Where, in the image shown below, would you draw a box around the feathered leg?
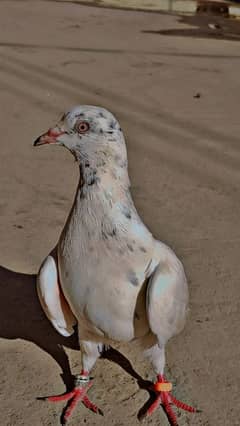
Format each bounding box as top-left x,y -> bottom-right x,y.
144,251 -> 198,425
143,344 -> 197,426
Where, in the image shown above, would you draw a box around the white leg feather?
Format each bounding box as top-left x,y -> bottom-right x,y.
144,343 -> 165,375
80,340 -> 104,373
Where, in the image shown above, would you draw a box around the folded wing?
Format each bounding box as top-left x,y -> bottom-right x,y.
37,255 -> 77,337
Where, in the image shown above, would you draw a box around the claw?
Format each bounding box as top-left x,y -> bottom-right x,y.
39,373 -> 102,424
144,375 -> 198,426
82,395 -> 104,415
62,389 -> 83,424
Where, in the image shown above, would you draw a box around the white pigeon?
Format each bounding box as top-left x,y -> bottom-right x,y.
34,105 -> 196,425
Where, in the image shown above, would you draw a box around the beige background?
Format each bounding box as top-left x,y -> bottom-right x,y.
0,1 -> 239,425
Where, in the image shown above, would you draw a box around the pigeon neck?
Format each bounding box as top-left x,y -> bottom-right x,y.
78,160 -> 130,198
65,161 -> 134,241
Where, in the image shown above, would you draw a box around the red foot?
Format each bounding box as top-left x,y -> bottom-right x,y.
44,373 -> 103,424
145,375 -> 198,426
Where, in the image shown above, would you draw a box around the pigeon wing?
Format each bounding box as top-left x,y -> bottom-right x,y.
37,255 -> 77,337
146,246 -> 189,344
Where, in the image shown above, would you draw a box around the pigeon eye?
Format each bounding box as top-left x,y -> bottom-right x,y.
75,120 -> 90,134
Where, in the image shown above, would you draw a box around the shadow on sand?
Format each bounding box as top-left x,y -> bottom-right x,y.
0,265 -> 79,390
142,14 -> 240,42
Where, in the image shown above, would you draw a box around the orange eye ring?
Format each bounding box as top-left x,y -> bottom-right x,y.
75,120 -> 90,134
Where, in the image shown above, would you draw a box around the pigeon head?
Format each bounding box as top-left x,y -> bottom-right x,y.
34,105 -> 127,167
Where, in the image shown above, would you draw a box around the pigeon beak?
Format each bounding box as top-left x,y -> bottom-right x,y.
33,128 -> 66,146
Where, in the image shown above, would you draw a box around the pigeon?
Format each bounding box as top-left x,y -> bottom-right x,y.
34,105 -> 197,425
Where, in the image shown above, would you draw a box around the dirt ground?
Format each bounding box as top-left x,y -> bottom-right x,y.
0,1 -> 239,425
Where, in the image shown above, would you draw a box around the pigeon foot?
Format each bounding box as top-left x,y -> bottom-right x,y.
43,373 -> 103,424
141,374 -> 198,426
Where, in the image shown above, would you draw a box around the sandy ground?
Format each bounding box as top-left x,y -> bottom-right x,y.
0,1 -> 240,425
